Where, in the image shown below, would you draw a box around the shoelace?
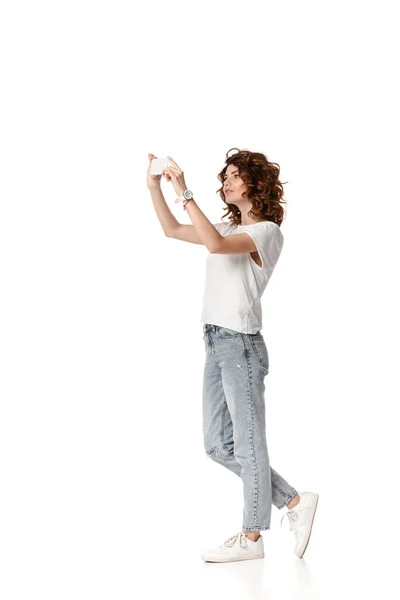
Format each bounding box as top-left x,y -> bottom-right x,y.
280,509 -> 299,531
223,532 -> 248,548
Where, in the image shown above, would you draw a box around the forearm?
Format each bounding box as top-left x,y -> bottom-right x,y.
184,198 -> 223,253
149,186 -> 179,236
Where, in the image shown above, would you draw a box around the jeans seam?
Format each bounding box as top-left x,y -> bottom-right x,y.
220,402 -> 231,454
241,334 -> 260,529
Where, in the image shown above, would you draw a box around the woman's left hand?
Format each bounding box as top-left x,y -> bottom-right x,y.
162,156 -> 188,197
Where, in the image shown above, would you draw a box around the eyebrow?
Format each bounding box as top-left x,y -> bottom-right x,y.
223,170 -> 239,177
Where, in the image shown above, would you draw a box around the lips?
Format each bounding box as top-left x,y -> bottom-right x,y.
225,189 -> 233,194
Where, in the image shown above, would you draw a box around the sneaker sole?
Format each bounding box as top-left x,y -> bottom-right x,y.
296,493 -> 319,558
201,553 -> 265,562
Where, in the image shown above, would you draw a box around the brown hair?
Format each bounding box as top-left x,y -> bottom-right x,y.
217,147 -> 288,227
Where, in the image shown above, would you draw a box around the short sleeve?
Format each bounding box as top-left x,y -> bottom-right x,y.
242,222 -> 284,272
212,221 -> 234,236
212,222 -> 224,233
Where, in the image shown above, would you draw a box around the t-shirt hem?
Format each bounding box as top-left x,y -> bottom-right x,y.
200,316 -> 262,335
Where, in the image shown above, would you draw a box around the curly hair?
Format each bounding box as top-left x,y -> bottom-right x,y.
217,147 -> 288,227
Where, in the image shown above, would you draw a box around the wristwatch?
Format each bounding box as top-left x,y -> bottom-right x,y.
174,189 -> 194,204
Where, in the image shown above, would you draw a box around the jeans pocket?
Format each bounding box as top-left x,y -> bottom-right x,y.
249,337 -> 269,372
217,327 -> 242,339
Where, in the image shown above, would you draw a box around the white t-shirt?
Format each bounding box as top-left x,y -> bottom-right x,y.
200,220 -> 284,334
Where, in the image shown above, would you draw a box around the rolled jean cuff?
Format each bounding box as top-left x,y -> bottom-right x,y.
277,489 -> 298,510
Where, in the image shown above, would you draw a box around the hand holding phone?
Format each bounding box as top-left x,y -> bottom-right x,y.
150,157 -> 170,175
147,154 -> 170,189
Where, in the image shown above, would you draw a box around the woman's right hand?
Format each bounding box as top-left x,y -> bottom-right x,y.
147,153 -> 162,190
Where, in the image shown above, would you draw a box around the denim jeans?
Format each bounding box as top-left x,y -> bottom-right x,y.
202,323 -> 298,531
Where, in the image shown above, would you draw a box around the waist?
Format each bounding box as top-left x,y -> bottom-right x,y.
203,323 -> 262,336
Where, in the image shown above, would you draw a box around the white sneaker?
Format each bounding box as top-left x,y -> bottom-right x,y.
280,491 -> 319,558
201,531 -> 265,563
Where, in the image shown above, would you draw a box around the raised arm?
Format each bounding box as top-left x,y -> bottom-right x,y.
148,185 -> 180,236
148,184 -> 206,244
147,153 -> 206,245
146,154 -> 179,236
149,186 -> 203,244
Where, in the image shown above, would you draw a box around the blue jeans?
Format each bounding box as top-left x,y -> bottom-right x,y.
202,323 -> 298,531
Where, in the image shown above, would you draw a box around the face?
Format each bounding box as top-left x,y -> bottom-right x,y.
223,164 -> 247,203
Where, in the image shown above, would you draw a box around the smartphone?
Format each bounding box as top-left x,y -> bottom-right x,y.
150,157 -> 170,175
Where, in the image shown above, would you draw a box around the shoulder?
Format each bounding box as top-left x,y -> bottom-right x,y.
242,221 -> 284,249
255,220 -> 280,230
212,220 -> 237,235
243,220 -> 282,235
262,221 -> 283,246
259,220 -> 283,237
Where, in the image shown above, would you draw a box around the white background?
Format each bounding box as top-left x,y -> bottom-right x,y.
1,1 -> 399,598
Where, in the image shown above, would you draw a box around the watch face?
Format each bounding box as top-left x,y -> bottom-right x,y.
184,189 -> 193,200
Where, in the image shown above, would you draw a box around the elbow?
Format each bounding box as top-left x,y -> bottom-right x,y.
209,240 -> 222,254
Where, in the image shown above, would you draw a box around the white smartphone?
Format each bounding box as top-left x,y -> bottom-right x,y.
150,157 -> 170,175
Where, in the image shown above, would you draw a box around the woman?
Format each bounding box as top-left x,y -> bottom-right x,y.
146,147 -> 319,563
